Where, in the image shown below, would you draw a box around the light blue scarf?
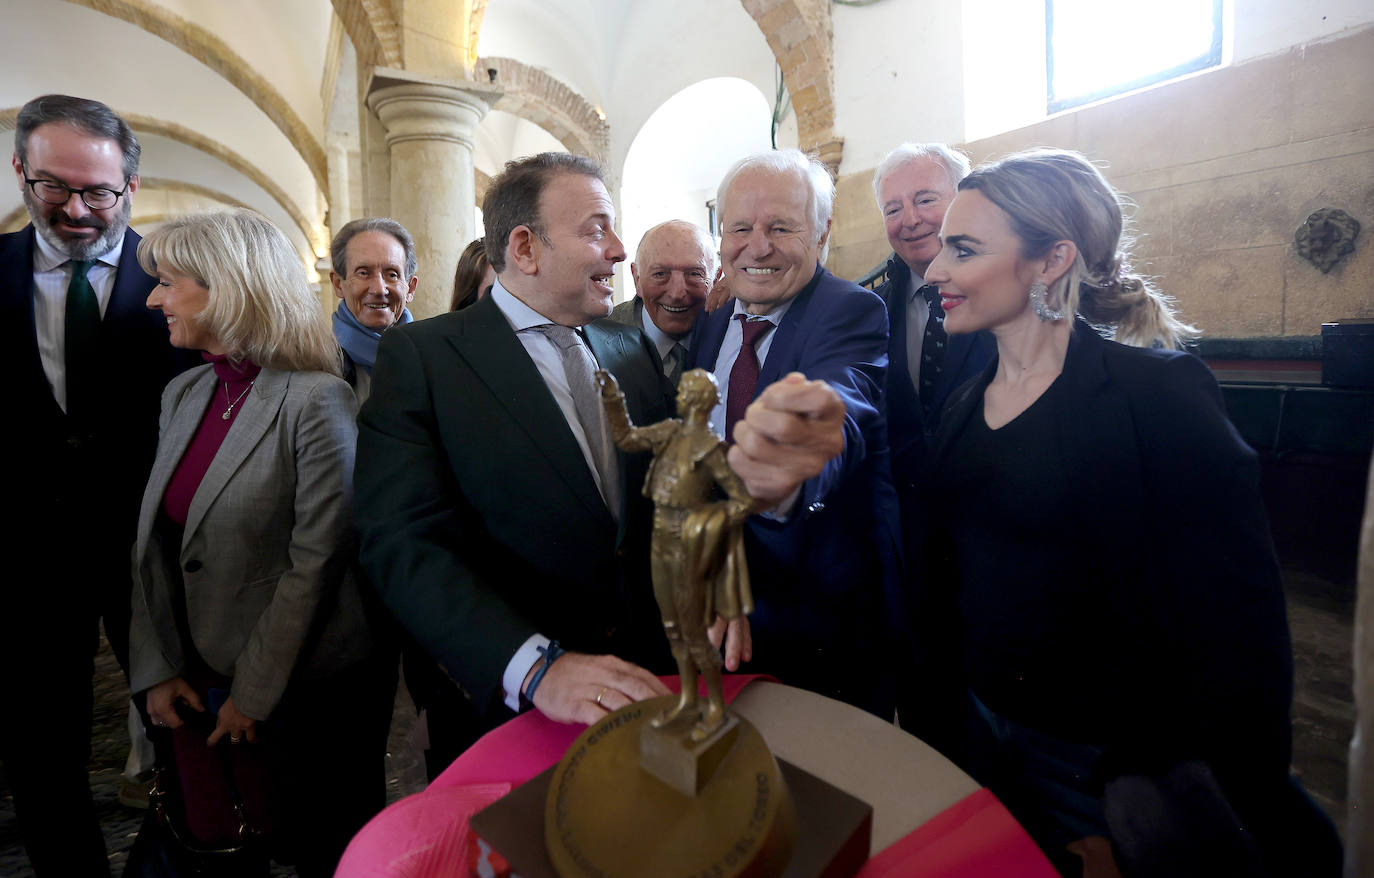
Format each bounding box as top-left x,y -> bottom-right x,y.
332,300 -> 413,372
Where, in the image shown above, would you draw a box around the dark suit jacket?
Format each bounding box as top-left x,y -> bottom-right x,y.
875,254 -> 993,742
354,293 -> 674,719
0,225 -> 193,659
931,322 -> 1293,800
690,265 -> 903,716
875,254 -> 994,500
608,296 -> 641,328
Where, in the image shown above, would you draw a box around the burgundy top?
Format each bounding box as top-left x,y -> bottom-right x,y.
161,353 -> 263,527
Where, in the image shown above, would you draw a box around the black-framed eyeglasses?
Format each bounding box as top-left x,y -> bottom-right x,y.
22,168 -> 131,211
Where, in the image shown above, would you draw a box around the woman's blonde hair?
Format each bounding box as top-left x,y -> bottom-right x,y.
960,149 -> 1198,349
138,209 -> 342,374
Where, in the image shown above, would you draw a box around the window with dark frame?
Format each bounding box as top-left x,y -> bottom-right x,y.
1046,0 -> 1222,114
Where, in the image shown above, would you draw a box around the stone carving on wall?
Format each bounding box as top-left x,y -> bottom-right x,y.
1296,208 -> 1361,273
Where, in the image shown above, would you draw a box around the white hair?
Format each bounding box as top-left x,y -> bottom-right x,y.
634,219 -> 718,276
717,149 -> 834,259
872,142 -> 971,205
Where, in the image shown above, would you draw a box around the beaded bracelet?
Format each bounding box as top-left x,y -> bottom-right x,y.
522,639 -> 566,704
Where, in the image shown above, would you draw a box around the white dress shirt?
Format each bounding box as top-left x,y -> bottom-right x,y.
31,231 -> 124,414
638,304 -> 686,379
707,298 -> 794,438
489,279 -> 615,710
706,297 -> 800,520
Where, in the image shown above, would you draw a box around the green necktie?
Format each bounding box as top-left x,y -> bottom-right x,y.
65,259 -> 100,415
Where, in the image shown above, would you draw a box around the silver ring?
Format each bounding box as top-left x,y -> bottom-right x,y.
230,735 -> 241,743
595,687 -> 608,708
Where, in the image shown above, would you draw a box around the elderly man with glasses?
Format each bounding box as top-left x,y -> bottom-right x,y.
1,94 -> 195,876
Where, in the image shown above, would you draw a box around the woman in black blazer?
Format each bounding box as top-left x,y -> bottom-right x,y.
921,149 -> 1339,876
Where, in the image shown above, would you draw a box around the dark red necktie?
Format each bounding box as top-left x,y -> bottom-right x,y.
725,314 -> 775,443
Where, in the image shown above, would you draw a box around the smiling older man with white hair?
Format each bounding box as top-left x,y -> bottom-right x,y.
610,219 -> 717,385
688,147 -> 905,719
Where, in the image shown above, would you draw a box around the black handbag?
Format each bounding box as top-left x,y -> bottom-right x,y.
122,761 -> 270,878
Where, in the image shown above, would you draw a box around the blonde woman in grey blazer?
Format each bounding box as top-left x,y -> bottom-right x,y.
128,210 -> 383,877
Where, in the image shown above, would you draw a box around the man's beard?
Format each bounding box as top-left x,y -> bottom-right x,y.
25,187 -> 131,261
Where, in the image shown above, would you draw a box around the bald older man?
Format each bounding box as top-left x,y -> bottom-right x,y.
610,220 -> 716,385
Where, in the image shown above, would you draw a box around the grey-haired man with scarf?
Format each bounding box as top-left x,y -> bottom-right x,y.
330,217 -> 417,403
330,217 -> 486,774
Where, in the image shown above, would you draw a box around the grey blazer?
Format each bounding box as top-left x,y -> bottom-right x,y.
130,364 -> 370,720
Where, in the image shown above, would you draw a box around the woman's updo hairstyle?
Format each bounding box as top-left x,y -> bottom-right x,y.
959,148 -> 1197,349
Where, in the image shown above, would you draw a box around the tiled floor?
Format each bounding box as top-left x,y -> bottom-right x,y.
0,566 -> 1357,876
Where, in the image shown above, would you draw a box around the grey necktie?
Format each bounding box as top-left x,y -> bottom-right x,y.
533,324 -> 620,518
666,341 -> 686,387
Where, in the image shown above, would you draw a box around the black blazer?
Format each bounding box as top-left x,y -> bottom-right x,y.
931,322 -> 1293,794
1,225 -> 193,627
354,293 -> 674,718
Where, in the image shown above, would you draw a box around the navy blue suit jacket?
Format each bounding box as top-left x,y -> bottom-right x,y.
0,225 -> 194,660
691,265 -> 903,716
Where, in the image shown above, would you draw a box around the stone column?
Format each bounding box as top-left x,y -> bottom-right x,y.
326,137 -> 354,237
367,69 -> 499,318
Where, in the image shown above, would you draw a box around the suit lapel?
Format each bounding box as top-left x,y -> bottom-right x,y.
755,265 -> 822,391
454,296 -> 614,530
184,367 -> 289,543
934,332 -> 977,413
885,278 -> 923,436
104,228 -> 154,325
928,352 -> 991,472
2,226 -> 63,419
135,367 -> 216,552
688,302 -> 731,373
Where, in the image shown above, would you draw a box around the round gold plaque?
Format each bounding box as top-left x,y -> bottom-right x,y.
545,696 -> 795,878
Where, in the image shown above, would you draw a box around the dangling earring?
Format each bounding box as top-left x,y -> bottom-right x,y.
1029,280 -> 1063,322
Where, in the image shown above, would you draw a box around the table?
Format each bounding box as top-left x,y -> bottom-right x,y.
337,676 -> 1057,877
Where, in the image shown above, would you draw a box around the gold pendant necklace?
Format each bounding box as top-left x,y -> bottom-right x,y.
221,380 -> 254,420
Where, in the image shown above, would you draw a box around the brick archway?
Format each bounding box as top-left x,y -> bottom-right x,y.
477,57 -> 610,162
739,0 -> 843,173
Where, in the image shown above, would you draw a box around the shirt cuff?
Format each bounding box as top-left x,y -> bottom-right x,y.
503,633 -> 550,711
757,484 -> 803,523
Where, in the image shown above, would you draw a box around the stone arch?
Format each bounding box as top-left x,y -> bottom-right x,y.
65,0 -> 328,189
478,57 -> 610,162
329,0 -> 403,68
2,108 -> 320,253
475,168 -> 491,205
6,177 -> 315,264
738,0 -> 843,173
137,178 -> 253,211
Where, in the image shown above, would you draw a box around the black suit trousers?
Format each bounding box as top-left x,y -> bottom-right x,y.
0,610 -> 109,877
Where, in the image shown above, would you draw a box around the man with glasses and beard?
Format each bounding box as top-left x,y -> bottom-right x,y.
1,94 -> 193,876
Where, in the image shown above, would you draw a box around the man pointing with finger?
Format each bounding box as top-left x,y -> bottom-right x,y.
691,149 -> 904,718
